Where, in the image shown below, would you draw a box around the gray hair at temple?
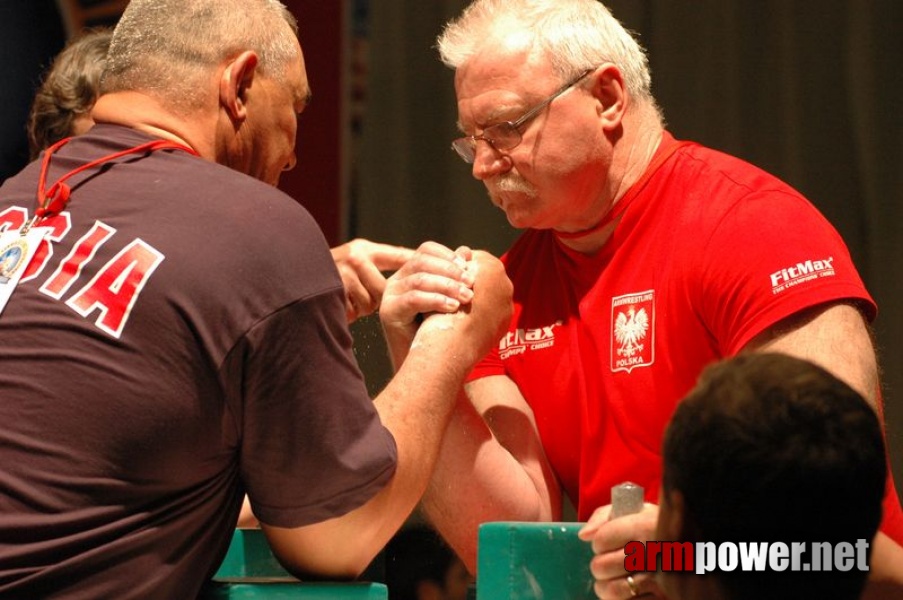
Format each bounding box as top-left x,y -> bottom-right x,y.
101,0 -> 298,112
437,0 -> 654,104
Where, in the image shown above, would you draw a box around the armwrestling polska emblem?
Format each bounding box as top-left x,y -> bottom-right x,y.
611,290 -> 655,373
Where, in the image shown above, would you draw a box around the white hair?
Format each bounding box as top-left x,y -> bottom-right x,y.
437,0 -> 654,103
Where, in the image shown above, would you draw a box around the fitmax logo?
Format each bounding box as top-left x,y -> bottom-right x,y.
499,321 -> 561,359
770,257 -> 835,293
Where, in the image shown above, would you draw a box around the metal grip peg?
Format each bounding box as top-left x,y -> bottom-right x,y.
610,481 -> 644,519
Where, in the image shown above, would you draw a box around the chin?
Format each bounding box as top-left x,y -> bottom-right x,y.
503,210 -> 541,230
492,198 -> 526,228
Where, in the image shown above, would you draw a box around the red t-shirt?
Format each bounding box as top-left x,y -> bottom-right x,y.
470,132 -> 903,542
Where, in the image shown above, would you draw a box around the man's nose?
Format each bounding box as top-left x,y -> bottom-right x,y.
471,141 -> 511,181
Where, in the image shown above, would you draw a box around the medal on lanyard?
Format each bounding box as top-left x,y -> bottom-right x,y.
0,225 -> 48,313
0,136 -> 197,316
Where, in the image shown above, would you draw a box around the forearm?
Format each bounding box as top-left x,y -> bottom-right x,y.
422,392 -> 561,573
382,315 -> 415,372
263,340 -> 473,579
364,340 -> 476,530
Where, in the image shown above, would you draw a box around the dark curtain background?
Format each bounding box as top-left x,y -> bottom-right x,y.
0,0 -> 65,181
351,1 -> 903,489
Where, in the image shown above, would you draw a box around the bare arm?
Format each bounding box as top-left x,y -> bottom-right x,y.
369,244 -> 561,573
744,301 -> 879,406
262,244 -> 512,579
422,374 -> 562,573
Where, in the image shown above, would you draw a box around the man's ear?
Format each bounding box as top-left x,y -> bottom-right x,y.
588,63 -> 628,132
219,50 -> 259,122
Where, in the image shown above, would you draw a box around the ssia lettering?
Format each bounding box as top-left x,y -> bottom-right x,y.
0,207 -> 163,338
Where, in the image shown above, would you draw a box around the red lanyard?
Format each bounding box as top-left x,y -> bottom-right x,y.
26,136 -> 198,232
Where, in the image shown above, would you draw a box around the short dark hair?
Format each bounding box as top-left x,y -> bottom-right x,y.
662,353 -> 886,600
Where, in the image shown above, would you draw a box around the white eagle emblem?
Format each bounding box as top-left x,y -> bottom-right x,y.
611,291 -> 655,373
614,306 -> 649,357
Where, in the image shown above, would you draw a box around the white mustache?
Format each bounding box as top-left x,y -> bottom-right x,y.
493,176 -> 536,196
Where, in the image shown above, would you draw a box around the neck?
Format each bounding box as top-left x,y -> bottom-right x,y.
609,107 -> 665,207
91,91 -> 214,161
555,218 -> 621,254
556,103 -> 664,254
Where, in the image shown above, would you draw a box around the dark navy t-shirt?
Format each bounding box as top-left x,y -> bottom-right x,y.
0,124 -> 396,599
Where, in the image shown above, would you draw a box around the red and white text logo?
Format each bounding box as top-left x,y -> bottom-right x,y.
0,206 -> 164,339
624,539 -> 870,574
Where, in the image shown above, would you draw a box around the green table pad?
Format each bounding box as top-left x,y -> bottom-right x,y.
200,582 -> 388,600
214,529 -> 296,581
209,529 -> 388,599
477,522 -> 596,600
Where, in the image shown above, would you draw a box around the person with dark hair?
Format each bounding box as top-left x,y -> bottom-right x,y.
385,524 -> 474,600
413,0 -> 903,598
27,27 -> 113,159
656,352 -> 887,600
0,0 -> 512,597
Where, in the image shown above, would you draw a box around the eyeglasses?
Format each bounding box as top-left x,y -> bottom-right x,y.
451,69 -> 593,164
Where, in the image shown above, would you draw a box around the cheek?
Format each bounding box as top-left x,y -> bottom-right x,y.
540,128 -> 601,172
540,108 -> 604,163
282,108 -> 298,138
533,136 -> 607,202
515,138 -> 587,193
280,115 -> 298,155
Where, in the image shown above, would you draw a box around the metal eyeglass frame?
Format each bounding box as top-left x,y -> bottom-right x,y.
451,68 -> 594,164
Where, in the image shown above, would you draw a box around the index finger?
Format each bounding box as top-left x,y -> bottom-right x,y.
369,243 -> 416,272
578,504 -> 614,539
